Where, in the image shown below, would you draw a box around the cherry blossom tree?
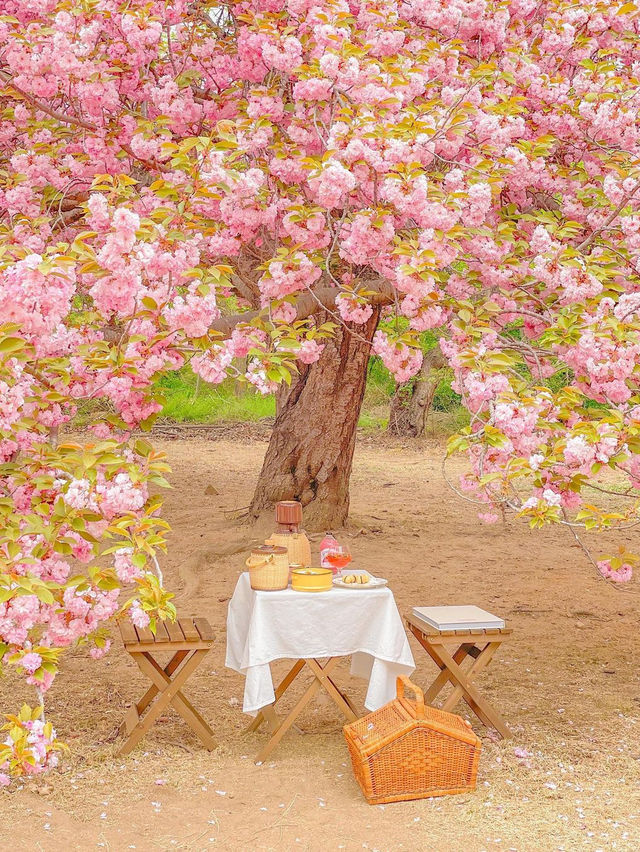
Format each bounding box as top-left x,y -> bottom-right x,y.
1,0 -> 640,780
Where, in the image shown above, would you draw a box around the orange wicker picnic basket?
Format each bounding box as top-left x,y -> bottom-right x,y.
343,676 -> 481,805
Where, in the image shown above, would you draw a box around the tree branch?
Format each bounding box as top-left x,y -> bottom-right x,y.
209,280 -> 395,336
577,183 -> 640,253
1,70 -> 168,173
0,71 -> 96,130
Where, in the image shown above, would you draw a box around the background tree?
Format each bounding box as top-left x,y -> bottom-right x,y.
387,348 -> 448,439
1,0 -> 640,780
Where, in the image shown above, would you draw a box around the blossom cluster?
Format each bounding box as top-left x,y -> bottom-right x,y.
597,560 -> 633,584
0,705 -> 66,783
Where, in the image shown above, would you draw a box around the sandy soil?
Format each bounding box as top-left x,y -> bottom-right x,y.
1,432 -> 640,852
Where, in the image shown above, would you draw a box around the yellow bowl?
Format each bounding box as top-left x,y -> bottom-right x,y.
291,567 -> 333,593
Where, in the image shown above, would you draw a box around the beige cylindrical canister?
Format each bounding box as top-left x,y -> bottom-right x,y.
246,544 -> 289,591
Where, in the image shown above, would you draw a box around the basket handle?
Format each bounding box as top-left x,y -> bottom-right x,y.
396,675 -> 426,717
246,555 -> 274,570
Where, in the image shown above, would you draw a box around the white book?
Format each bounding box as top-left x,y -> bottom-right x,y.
411,605 -> 504,631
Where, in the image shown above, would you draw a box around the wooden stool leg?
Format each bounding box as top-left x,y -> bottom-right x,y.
133,650 -> 217,750
118,649 -> 214,755
119,650 -> 189,737
422,643 -> 471,704
429,641 -> 511,738
440,642 -> 500,712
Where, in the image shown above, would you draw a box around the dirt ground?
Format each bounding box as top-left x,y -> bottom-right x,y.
1,432 -> 640,852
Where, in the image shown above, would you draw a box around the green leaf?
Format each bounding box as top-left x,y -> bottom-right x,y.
34,586 -> 55,605
149,475 -> 172,489
132,552 -> 147,569
0,336 -> 26,354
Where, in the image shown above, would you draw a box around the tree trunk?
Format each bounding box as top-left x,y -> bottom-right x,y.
250,308 -> 381,530
274,381 -> 292,417
387,350 -> 445,437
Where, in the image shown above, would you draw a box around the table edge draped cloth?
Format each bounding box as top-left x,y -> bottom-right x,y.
226,573 -> 415,714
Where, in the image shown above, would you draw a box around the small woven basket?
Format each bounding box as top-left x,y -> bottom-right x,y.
343,676 -> 481,805
246,545 -> 289,591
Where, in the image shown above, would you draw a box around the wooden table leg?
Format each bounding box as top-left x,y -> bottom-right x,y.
253,657 -> 359,764
427,640 -> 511,738
338,688 -> 360,718
118,649 -> 216,755
306,658 -> 358,722
244,659 -> 306,734
254,669 -> 324,764
261,704 -> 281,732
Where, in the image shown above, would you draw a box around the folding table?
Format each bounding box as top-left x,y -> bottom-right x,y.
405,611 -> 512,738
226,573 -> 414,763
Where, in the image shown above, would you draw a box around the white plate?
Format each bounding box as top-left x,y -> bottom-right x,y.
333,574 -> 388,589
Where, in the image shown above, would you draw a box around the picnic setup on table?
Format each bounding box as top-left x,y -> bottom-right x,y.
118,499 -> 512,805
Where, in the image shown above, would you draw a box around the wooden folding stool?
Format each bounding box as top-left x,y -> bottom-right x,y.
118,617 -> 216,755
405,612 -> 512,739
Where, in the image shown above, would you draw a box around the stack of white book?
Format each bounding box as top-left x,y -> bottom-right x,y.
411,605 -> 505,631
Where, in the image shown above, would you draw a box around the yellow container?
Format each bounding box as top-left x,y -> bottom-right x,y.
291,566 -> 333,593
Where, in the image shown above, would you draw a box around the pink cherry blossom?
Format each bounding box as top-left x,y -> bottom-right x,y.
129,601 -> 151,630
19,653 -> 43,676
597,560 -> 633,584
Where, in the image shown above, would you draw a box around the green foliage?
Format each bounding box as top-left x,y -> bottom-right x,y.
365,327 -> 462,415
357,410 -> 388,430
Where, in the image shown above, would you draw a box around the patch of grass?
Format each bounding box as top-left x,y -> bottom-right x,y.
358,409 -> 387,430
432,379 -> 461,412
144,342 -> 467,436
157,371 -> 275,422
364,357 -> 396,408
156,360 -> 463,431
425,406 -> 469,436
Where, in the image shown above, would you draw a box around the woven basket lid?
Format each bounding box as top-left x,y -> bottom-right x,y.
275,500 -> 303,526
252,544 -> 288,556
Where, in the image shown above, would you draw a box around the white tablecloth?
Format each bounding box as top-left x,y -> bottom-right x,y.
226,573 -> 415,714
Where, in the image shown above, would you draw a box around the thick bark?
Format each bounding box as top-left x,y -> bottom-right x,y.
274,381 -> 292,417
250,308 -> 381,530
387,350 -> 446,437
